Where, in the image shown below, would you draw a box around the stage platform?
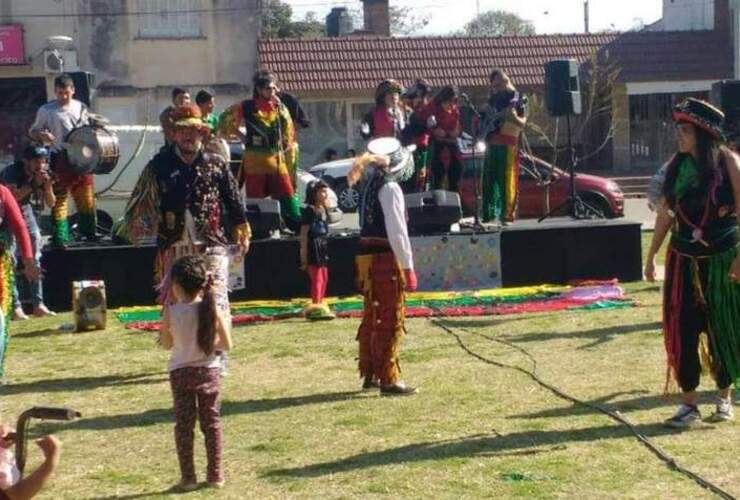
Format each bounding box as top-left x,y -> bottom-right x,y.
40,217 -> 643,311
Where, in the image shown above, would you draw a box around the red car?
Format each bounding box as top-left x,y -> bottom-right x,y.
458,152 -> 625,218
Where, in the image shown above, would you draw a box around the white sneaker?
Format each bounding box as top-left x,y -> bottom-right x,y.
664,404 -> 701,429
708,397 -> 734,422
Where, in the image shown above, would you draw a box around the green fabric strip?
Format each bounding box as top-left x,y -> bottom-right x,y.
706,246 -> 740,388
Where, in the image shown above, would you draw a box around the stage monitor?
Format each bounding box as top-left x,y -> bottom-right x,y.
244,198 -> 281,239
405,190 -> 462,235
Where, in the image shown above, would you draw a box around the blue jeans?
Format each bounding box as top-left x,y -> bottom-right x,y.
11,205 -> 44,309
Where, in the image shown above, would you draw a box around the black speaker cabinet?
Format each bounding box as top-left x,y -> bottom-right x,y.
244,198 -> 281,239
405,190 -> 462,234
68,71 -> 95,108
711,80 -> 740,139
545,60 -> 582,116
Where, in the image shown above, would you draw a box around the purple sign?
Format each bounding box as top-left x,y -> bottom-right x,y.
0,25 -> 25,65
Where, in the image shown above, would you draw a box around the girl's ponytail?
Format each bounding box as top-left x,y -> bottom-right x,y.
197,275 -> 218,356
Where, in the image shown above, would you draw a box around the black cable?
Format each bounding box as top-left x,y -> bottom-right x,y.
429,318 -> 737,500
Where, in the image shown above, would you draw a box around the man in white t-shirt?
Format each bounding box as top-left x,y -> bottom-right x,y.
29,74 -> 95,247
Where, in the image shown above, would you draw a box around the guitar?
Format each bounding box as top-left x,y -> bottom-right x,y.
478,91 -> 527,139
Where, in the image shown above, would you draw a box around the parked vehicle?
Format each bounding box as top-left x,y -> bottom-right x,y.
309,152 -> 624,218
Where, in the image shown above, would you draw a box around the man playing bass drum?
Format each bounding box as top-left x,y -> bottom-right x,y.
28,73 -> 96,246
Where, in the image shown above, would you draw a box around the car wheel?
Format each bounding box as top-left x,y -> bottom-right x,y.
579,193 -> 614,218
336,180 -> 360,213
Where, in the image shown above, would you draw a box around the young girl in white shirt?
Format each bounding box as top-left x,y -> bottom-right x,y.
160,255 -> 232,491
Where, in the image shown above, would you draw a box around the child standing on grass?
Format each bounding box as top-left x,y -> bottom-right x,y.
159,255 -> 232,492
300,180 -> 335,320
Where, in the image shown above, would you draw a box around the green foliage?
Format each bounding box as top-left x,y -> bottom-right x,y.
262,0 -> 325,39
460,9 -> 536,37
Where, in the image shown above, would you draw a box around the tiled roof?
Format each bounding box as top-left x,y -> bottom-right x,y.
258,30 -> 733,92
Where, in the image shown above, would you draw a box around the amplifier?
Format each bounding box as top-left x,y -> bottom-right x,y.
405,190 -> 462,234
244,198 -> 281,239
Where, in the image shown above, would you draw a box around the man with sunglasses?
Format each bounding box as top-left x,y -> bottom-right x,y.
217,69 -> 302,231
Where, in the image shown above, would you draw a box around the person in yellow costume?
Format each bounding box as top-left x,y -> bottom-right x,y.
218,70 -> 301,230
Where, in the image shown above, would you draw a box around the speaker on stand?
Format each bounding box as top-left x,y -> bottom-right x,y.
538,59 -> 603,222
711,80 -> 740,143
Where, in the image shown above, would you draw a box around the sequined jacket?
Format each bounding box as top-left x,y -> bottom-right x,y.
124,146 -> 248,250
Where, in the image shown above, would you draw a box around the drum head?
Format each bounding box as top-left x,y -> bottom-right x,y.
66,126 -> 120,175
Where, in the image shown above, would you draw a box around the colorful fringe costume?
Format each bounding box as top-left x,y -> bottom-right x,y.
481,90 -> 526,223
218,98 -> 301,229
0,185 -> 34,378
662,155 -> 740,391
354,152 -> 415,387
122,114 -> 250,314
356,252 -> 406,385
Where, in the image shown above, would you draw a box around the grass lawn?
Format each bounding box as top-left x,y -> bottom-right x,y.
1,238 -> 737,498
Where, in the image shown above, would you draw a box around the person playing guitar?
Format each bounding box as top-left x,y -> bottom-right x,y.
481,68 -> 527,225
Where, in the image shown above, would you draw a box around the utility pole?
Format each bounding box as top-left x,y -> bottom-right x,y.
584,0 -> 590,33
476,0 -> 480,17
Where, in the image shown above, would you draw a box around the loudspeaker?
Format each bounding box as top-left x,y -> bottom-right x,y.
244,198 -> 281,239
69,71 -> 95,108
711,80 -> 740,139
72,280 -> 107,332
545,60 -> 581,116
405,190 -> 462,234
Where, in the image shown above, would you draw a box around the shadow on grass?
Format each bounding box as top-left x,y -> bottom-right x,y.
11,327 -> 97,339
505,321 -> 663,349
90,486 -> 189,499
508,389 -> 719,420
265,422 -> 709,478
39,391 -> 363,433
0,372 -> 167,395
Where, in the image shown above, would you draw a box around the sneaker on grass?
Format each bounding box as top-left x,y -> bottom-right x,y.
664,404 -> 701,429
707,397 -> 734,423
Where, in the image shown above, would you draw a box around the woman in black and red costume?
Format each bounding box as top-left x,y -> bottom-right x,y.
646,98 -> 740,429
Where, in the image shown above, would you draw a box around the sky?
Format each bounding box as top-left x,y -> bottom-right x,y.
289,0 -> 664,35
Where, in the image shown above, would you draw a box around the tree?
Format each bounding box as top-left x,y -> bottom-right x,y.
460,10 -> 535,37
261,0 -> 325,39
347,5 -> 430,36
389,6 -> 430,36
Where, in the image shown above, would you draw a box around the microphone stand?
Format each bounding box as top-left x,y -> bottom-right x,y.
460,94 -> 484,228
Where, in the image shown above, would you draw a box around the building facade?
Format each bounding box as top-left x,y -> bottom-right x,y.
0,0 -> 261,217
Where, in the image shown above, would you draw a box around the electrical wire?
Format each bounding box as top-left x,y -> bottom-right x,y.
95,89 -> 152,196
429,318 -> 737,500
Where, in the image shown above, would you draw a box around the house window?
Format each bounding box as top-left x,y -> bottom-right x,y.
137,0 -> 202,39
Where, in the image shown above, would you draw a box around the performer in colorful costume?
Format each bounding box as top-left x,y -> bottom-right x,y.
349,138 -> 418,396
417,85 -> 463,191
645,98 -> 740,428
361,80 -> 406,141
481,68 -> 527,224
123,104 -> 250,332
29,73 -> 96,246
0,183 -> 38,378
400,79 -> 433,193
218,70 -> 301,230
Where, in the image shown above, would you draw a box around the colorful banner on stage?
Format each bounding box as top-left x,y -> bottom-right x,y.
411,233 -> 502,291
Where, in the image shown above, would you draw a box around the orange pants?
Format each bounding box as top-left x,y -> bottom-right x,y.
356,252 -> 406,385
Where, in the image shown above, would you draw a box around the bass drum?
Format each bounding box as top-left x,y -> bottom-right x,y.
65,125 -> 120,175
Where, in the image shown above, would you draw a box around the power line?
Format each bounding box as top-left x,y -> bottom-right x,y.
0,6 -> 254,19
